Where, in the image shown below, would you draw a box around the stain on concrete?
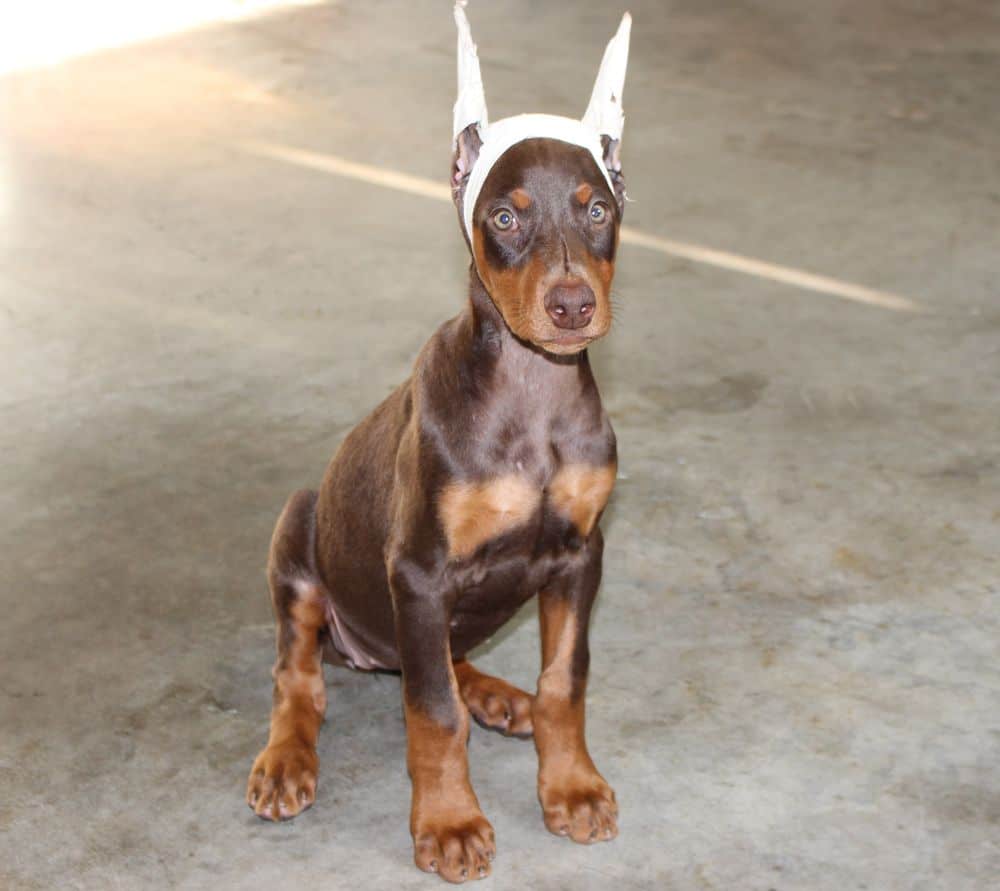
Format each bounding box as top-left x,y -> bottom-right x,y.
833,546 -> 884,580
642,372 -> 769,416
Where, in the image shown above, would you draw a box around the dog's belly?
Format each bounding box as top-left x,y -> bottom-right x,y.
447,559 -> 539,657
321,511 -> 585,668
445,511 -> 584,658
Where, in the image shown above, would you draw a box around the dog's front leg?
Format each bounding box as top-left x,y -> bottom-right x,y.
534,529 -> 619,844
389,554 -> 496,883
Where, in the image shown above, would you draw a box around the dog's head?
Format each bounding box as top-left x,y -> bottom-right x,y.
454,129 -> 624,355
450,4 -> 631,356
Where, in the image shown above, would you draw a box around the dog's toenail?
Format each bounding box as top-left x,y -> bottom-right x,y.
460,867 -> 468,878
559,825 -> 569,835
429,859 -> 438,872
478,866 -> 487,877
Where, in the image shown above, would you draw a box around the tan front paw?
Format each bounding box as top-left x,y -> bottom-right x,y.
246,741 -> 318,821
413,811 -> 496,883
460,675 -> 533,738
539,770 -> 618,844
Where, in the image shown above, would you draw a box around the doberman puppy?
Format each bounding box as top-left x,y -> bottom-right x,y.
246,121 -> 626,882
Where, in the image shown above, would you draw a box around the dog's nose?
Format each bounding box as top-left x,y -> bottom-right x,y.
544,284 -> 595,330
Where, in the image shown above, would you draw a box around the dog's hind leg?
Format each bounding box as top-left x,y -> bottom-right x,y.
247,489 -> 327,821
454,660 -> 534,738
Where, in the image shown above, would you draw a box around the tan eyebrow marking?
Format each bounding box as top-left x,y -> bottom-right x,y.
511,188 -> 532,210
575,183 -> 593,205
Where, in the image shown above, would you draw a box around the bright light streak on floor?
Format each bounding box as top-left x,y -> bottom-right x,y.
0,1 -> 327,75
239,140 -> 922,313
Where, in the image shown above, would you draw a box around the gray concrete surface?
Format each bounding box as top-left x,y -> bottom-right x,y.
2,1 -> 999,888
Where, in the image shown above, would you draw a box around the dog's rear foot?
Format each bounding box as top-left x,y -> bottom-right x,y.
247,741 -> 318,821
454,660 -> 533,738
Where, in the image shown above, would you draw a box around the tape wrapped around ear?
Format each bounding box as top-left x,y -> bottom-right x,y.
460,115 -> 614,239
581,12 -> 632,142
452,3 -> 632,239
453,1 -> 488,146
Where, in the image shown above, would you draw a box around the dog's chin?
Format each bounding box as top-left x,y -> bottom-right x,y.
530,325 -> 613,356
537,333 -> 596,356
505,315 -> 610,357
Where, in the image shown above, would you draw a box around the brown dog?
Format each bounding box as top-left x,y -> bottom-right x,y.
246,15 -> 629,883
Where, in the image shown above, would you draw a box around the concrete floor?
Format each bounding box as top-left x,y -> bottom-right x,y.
2,1 -> 999,888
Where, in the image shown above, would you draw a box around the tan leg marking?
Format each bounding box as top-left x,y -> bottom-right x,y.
407,669 -> 496,883
533,596 -> 618,844
548,463 -> 616,537
247,581 -> 326,821
454,660 -> 534,738
438,475 -> 540,559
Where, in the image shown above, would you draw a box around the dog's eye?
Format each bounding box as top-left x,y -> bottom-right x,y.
492,209 -> 517,231
589,202 -> 609,224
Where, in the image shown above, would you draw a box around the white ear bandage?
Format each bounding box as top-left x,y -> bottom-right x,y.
453,1 -> 631,240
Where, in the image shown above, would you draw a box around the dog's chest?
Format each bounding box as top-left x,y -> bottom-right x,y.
438,461 -> 615,563
439,458 -> 615,649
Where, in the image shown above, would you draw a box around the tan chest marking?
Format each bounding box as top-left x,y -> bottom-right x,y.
549,463 -> 616,536
439,475 -> 541,559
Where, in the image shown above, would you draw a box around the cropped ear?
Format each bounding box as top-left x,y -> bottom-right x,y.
601,135 -> 626,216
451,2 -> 487,238
584,11 -> 630,217
452,123 -> 483,220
